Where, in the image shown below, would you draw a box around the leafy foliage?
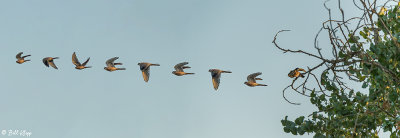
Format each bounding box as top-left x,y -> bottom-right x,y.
274,0 -> 400,137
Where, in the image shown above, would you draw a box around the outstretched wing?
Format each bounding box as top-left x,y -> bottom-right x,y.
82,57 -> 90,66
174,62 -> 189,72
212,74 -> 220,90
247,72 -> 262,83
106,57 -> 119,67
16,52 -> 23,59
43,58 -> 49,67
142,68 -> 150,82
210,70 -> 221,90
72,52 -> 81,66
49,61 -> 58,69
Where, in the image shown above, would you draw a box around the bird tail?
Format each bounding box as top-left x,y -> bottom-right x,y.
85,66 -> 92,68
114,63 -> 123,65
186,73 -> 195,75
300,73 -> 305,78
25,60 -> 31,62
256,78 -> 262,80
117,68 -> 126,70
258,84 -> 268,86
151,64 -> 160,66
222,71 -> 232,73
53,57 -> 59,59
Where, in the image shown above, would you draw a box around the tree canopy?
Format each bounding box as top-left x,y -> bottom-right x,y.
275,0 -> 400,137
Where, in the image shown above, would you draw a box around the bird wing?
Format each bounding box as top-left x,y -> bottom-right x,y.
139,63 -> 149,71
22,54 -> 31,58
247,72 -> 262,83
174,62 -> 189,72
82,57 -> 90,66
72,52 -> 81,66
106,57 -> 119,67
49,60 -> 58,69
142,67 -> 150,82
16,52 -> 23,59
212,74 -> 220,90
211,71 -> 221,90
297,68 -> 306,72
43,58 -> 49,67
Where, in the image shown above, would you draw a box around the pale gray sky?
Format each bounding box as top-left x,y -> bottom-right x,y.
0,0 -> 365,137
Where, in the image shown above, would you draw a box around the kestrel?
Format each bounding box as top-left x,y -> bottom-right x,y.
72,52 -> 91,70
288,68 -> 306,78
209,69 -> 232,90
172,62 -> 194,76
138,62 -> 160,82
43,57 -> 59,69
16,52 -> 31,64
244,72 -> 268,87
104,57 -> 126,72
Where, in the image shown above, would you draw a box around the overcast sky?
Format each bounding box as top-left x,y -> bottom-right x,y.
0,0 -> 372,138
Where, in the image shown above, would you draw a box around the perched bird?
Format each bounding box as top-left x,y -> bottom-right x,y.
104,57 -> 126,72
16,52 -> 31,64
244,72 -> 268,87
43,57 -> 59,69
172,62 -> 194,76
72,52 -> 91,70
138,62 -> 160,82
209,69 -> 232,90
288,68 -> 306,78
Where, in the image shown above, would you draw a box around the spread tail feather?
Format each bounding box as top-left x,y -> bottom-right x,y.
117,68 -> 126,70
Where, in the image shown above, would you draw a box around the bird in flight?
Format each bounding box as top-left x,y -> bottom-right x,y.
72,52 -> 91,70
16,52 -> 31,64
209,69 -> 232,90
138,62 -> 160,82
43,57 -> 59,69
104,57 -> 126,72
288,68 -> 306,78
244,72 -> 268,87
172,62 -> 194,76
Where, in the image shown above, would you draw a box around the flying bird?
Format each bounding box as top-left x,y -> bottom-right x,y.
244,72 -> 268,87
43,57 -> 59,69
138,62 -> 160,82
104,57 -> 126,72
172,62 -> 194,76
16,52 -> 31,64
209,69 -> 232,90
72,52 -> 91,70
288,68 -> 306,78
